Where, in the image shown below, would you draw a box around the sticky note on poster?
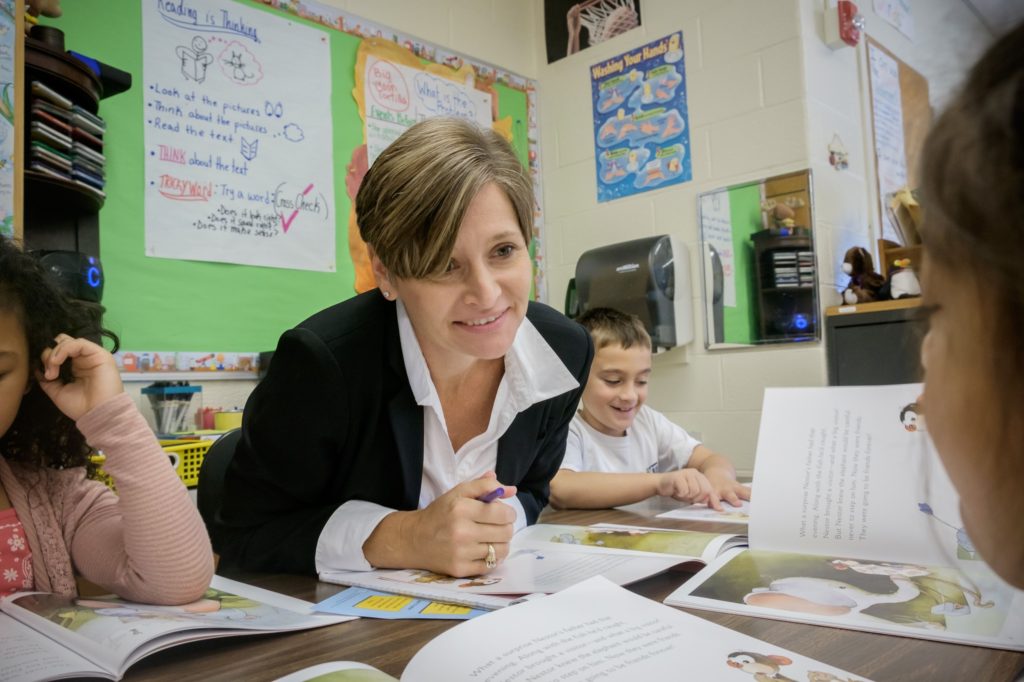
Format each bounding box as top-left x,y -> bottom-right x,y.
590,32 -> 692,203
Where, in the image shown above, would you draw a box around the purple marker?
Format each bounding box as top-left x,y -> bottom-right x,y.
476,487 -> 504,503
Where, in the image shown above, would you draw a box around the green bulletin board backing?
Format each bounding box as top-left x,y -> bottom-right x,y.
721,183 -> 761,345
47,1 -> 530,352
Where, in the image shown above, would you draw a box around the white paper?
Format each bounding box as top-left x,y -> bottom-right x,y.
0,613 -> 108,681
404,576 -> 872,682
657,498 -> 751,524
142,0 -> 335,271
873,0 -> 915,40
699,192 -> 736,307
869,43 -> 908,245
749,384 -> 959,564
275,661 -> 397,682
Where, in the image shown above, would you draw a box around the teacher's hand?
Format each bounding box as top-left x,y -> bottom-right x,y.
37,334 -> 124,421
364,472 -> 518,577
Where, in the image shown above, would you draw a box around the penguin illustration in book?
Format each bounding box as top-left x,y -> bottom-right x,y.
726,651 -> 798,681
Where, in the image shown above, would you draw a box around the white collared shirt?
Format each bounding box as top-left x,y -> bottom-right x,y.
315,300 -> 578,573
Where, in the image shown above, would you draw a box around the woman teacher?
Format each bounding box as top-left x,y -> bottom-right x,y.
216,118 -> 593,577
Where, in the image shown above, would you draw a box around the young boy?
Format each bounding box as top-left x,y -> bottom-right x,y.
550,308 -> 750,509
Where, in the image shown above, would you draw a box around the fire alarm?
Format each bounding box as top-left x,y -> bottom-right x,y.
825,0 -> 865,49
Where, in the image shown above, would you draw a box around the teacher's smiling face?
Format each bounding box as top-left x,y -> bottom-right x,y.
378,182 -> 533,368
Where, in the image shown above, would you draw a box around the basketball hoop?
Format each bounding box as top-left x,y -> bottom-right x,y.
577,0 -> 639,45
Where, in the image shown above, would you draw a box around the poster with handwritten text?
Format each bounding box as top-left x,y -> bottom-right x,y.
363,56 -> 492,166
143,0 -> 335,271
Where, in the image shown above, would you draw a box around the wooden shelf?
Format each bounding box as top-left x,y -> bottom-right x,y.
24,36 -> 102,113
826,297 -> 922,317
25,170 -> 104,213
877,239 -> 923,279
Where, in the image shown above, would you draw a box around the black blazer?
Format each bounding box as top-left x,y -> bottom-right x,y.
215,291 -> 593,574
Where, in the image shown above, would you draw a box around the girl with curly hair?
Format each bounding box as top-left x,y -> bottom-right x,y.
0,236 -> 213,603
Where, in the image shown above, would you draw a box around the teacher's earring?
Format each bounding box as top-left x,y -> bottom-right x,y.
382,290 -> 392,299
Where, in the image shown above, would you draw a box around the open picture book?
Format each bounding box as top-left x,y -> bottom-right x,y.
275,576 -> 872,682
319,522 -> 745,610
0,576 -> 351,681
666,384 -> 1024,651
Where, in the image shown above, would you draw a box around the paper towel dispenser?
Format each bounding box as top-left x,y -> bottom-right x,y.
574,235 -> 693,350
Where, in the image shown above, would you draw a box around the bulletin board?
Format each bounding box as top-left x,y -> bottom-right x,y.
47,0 -> 538,353
866,36 -> 931,245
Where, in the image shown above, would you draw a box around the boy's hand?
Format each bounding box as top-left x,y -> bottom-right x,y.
37,334 -> 123,421
704,467 -> 751,511
656,469 -> 717,507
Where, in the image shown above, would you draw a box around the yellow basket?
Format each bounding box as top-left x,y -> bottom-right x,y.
162,440 -> 212,488
90,439 -> 212,489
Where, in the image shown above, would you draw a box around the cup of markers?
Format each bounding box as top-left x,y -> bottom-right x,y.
141,382 -> 202,435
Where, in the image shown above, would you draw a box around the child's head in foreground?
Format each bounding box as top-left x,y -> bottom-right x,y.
918,20 -> 1024,587
575,307 -> 652,437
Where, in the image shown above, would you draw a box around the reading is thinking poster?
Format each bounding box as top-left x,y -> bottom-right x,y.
590,31 -> 691,203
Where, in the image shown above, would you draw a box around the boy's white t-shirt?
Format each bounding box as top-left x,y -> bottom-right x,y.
560,405 -> 702,474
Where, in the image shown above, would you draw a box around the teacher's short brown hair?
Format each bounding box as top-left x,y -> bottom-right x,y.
356,117 -> 534,280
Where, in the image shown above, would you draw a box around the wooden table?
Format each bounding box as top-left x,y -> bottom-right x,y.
124,501 -> 1023,681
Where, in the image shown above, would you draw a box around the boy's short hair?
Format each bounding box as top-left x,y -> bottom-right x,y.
576,307 -> 651,351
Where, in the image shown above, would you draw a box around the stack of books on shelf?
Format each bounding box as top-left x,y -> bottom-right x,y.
771,250 -> 800,288
797,250 -> 815,287
28,81 -> 107,203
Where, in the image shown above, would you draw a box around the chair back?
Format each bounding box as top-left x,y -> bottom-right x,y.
197,428 -> 241,536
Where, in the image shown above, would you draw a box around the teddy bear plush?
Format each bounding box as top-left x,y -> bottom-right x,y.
841,246 -> 884,304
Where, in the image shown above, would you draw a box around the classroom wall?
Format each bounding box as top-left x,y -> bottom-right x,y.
124,0 -> 542,430
535,0 -> 817,475
123,0 -> 993,471
532,0 -> 995,476
800,0 -> 992,311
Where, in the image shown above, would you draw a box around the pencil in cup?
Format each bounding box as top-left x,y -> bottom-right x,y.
141,382 -> 202,434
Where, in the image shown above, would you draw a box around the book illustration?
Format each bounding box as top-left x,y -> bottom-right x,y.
899,402 -> 923,432
917,503 -> 977,560
683,548 -> 1018,645
313,586 -> 486,620
546,524 -> 725,556
727,651 -> 860,682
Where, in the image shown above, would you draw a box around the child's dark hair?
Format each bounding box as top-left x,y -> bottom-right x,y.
575,307 -> 651,351
0,236 -> 119,470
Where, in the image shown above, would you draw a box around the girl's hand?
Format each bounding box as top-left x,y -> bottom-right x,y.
37,334 -> 123,421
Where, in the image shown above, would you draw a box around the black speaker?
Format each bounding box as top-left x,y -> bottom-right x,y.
31,250 -> 104,303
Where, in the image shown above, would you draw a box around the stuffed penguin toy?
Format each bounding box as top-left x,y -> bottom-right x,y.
880,258 -> 922,300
